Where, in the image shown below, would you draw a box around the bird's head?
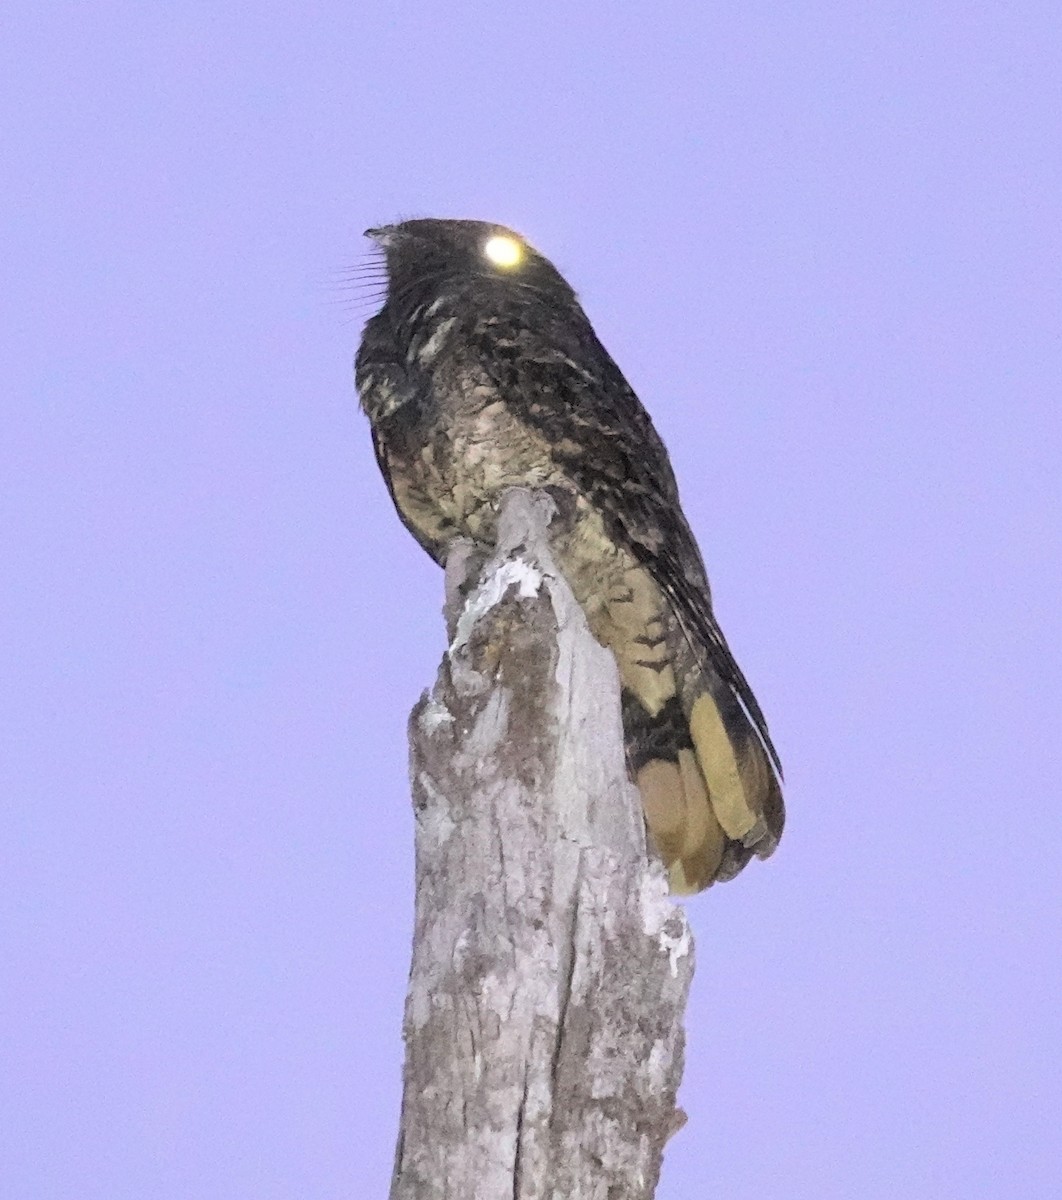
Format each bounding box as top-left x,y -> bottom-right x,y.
363,218 -> 575,317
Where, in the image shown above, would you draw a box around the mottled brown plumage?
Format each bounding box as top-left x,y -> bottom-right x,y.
355,218 -> 783,891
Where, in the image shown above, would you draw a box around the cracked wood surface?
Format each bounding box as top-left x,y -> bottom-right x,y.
390,489 -> 695,1200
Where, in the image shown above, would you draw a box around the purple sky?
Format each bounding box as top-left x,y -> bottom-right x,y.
3,4 -> 1060,1197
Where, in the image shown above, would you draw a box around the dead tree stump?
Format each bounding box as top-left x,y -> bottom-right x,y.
390,488 -> 694,1200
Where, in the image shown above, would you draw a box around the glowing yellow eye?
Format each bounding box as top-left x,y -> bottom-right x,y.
483,235 -> 523,268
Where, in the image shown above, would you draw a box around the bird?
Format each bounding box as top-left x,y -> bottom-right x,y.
355,218 -> 783,893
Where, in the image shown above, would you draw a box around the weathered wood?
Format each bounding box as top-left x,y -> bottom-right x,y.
391,488 -> 695,1200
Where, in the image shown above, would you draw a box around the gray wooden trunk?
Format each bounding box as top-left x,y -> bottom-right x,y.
391,489 -> 694,1200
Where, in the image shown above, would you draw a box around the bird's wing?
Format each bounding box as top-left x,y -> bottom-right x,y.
480,316 -> 782,776
357,337 -> 454,565
369,425 -> 449,564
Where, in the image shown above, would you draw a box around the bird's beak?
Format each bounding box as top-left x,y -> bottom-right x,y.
364,225 -> 395,248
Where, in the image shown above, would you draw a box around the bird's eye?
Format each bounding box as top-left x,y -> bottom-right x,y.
483,235 -> 523,269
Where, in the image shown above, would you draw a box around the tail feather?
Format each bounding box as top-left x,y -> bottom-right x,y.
688,691 -> 760,843
636,752 -> 726,895
689,672 -> 783,849
635,758 -> 688,865
674,747 -> 726,892
624,672 -> 783,893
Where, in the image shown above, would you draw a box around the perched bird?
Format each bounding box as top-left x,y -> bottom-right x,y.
355,218 -> 783,892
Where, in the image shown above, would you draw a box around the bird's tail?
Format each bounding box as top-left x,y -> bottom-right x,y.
626,669 -> 783,893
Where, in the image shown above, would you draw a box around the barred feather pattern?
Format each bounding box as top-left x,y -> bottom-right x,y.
356,218 -> 783,891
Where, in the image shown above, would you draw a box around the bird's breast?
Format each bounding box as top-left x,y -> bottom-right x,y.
385,380 -> 564,545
